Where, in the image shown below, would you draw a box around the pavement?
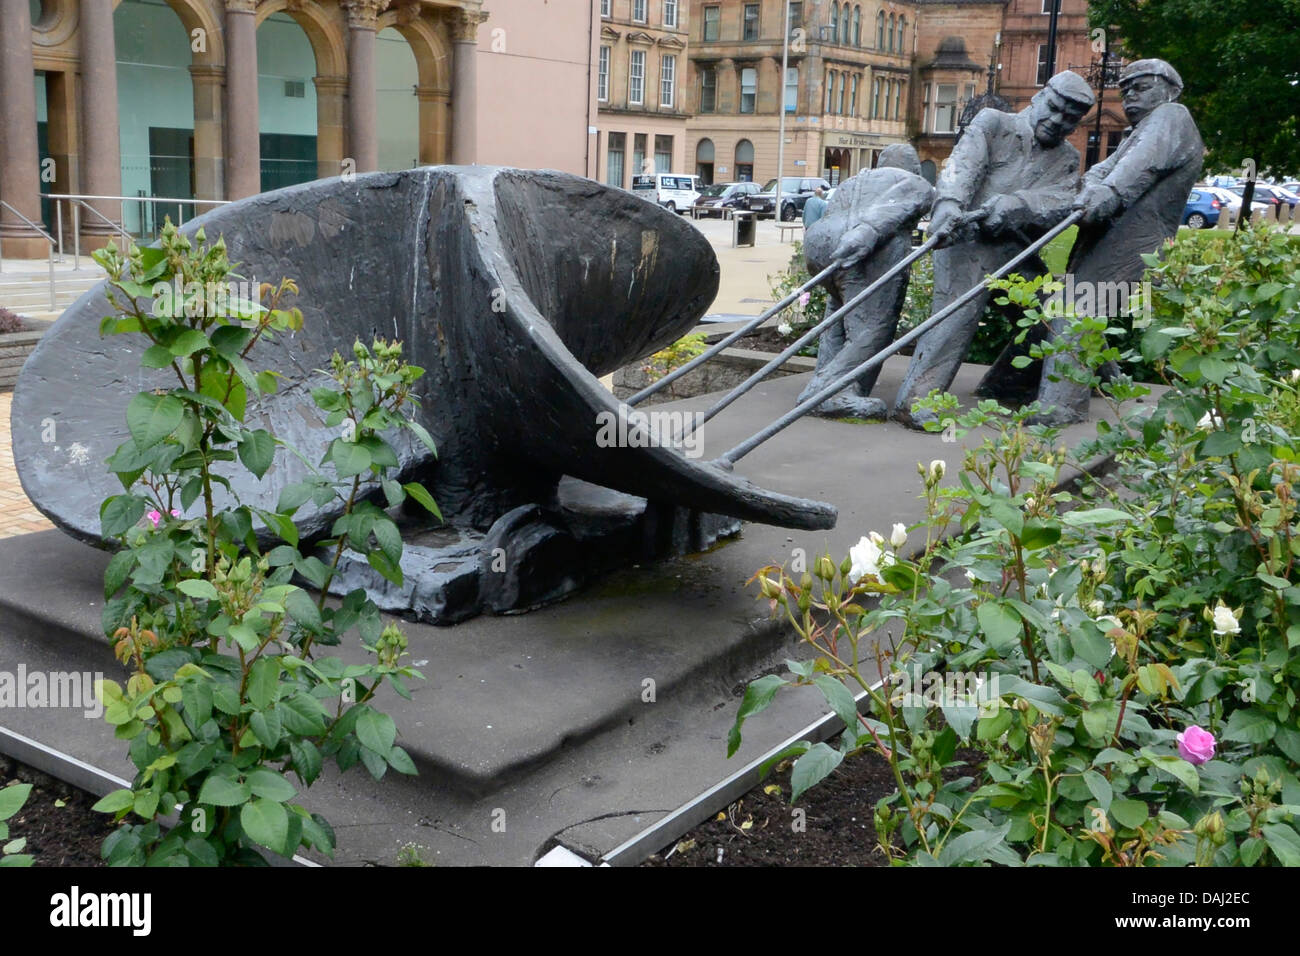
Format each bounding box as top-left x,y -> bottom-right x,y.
0,391 -> 52,538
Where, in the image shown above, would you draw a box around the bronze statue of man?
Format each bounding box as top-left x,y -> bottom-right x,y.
797,144 -> 935,419
892,71 -> 1095,429
1032,59 -> 1204,425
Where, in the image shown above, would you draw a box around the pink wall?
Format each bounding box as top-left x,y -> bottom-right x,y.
476,0 -> 600,176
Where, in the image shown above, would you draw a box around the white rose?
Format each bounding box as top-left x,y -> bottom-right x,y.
890,522 -> 907,550
848,535 -> 886,583
1211,601 -> 1241,636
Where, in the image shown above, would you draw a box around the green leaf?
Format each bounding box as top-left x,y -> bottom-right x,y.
140,344 -> 175,369
246,657 -> 280,711
103,550 -> 136,599
100,495 -> 147,537
277,482 -> 314,513
197,773 -> 251,808
1082,769 -> 1113,810
1019,520 -> 1061,551
279,692 -> 329,736
245,768 -> 297,802
168,328 -> 210,357
790,742 -> 843,802
1200,430 -> 1243,458
937,822 -> 1011,866
372,518 -> 403,567
0,784 -> 33,821
328,439 -> 371,478
1262,824 -> 1300,867
977,601 -> 1022,654
404,419 -> 437,454
355,708 -> 398,756
1110,798 -> 1148,830
290,740 -> 323,786
1140,749 -> 1200,793
237,429 -> 276,479
284,589 -> 323,633
126,392 -> 184,450
249,708 -> 282,749
366,549 -> 404,588
177,578 -> 220,601
240,798 -> 290,856
811,675 -> 860,734
1223,707 -> 1276,744
388,746 -> 418,775
727,674 -> 787,757
1062,508 -> 1131,527
403,482 -> 442,520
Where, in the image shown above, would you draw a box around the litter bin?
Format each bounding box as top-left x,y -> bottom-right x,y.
732,211 -> 756,248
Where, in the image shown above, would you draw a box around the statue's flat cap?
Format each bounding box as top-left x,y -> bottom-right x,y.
1120,59 -> 1183,92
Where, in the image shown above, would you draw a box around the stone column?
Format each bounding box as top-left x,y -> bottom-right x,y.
313,75 -> 349,178
190,65 -> 226,207
0,0 -> 47,256
79,0 -> 123,242
224,0 -> 261,200
342,0 -> 387,173
415,86 -> 451,165
450,9 -> 486,165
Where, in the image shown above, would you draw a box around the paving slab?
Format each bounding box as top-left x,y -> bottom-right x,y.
0,358 -> 1117,865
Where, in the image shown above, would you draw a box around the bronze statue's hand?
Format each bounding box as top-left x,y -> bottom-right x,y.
833,225 -> 879,267
976,196 -> 1021,235
1074,182 -> 1122,224
927,201 -> 963,248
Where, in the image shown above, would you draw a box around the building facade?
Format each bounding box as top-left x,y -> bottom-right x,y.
595,0 -> 690,187
0,0 -> 597,257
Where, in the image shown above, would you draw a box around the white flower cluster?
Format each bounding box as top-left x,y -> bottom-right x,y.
848,523 -> 907,583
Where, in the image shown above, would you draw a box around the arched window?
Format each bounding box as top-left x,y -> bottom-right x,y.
887,14 -> 895,52
896,16 -> 906,53
838,72 -> 846,113
696,138 -> 715,184
876,10 -> 885,48
850,74 -> 859,113
734,139 -> 754,181
853,6 -> 861,46
826,70 -> 835,112
841,5 -> 851,44
831,2 -> 840,42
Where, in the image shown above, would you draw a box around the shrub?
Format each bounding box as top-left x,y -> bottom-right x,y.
88,221 -> 437,866
0,307 -> 25,334
732,221 -> 1300,866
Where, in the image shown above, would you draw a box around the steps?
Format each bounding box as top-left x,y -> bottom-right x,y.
0,265 -> 101,319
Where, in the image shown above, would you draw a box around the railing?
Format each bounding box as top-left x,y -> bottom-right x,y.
0,200 -> 59,310
45,194 -> 231,269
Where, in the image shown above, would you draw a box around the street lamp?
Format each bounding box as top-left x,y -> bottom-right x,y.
775,1 -> 792,225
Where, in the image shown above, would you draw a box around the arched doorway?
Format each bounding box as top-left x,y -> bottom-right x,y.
695,138 -> 715,185
734,139 -> 754,182
374,11 -> 452,167
255,13 -> 322,191
375,28 -> 420,171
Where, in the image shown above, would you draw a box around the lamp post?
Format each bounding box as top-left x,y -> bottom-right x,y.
774,1 -> 792,225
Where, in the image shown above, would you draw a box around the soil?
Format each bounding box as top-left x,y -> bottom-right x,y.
0,753 -> 112,866
733,326 -> 821,357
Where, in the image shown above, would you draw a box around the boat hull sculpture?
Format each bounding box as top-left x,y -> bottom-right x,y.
12,166 -> 836,622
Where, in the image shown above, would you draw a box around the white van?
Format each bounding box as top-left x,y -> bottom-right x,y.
631,173 -> 700,214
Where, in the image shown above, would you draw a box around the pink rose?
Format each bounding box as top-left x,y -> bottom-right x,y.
798,291 -> 811,307
1176,725 -> 1216,765
146,510 -> 162,528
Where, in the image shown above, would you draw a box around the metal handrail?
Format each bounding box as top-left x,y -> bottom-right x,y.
0,199 -> 59,310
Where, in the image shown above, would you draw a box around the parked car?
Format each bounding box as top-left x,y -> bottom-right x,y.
1201,185 -> 1242,217
1183,189 -> 1222,229
1228,184 -> 1281,214
631,173 -> 700,213
747,176 -> 831,221
690,182 -> 760,218
1270,183 -> 1300,209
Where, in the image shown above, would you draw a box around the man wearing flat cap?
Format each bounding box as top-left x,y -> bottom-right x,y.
1032,58 -> 1204,425
893,71 -> 1096,429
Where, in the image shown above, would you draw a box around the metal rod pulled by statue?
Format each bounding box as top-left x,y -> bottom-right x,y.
1032,59 -> 1204,426
794,144 -> 936,420
892,71 -> 1096,430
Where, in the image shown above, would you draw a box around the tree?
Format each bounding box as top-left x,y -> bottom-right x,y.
1090,0 -> 1300,177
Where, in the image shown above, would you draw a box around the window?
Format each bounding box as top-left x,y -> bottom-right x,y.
876,11 -> 885,48
740,67 -> 757,113
893,79 -> 903,119
887,13 -> 894,52
871,76 -> 881,118
703,5 -> 720,41
922,82 -> 930,128
600,0 -> 610,16
1036,43 -> 1052,86
664,0 -> 678,28
743,3 -> 760,39
1041,0 -> 1060,12
787,1 -> 802,28
838,73 -> 846,114
598,46 -> 609,101
629,49 -> 645,105
784,66 -> 798,112
826,70 -> 835,112
896,16 -> 905,53
700,68 -> 717,112
660,54 -> 676,108
632,0 -> 647,23
853,5 -> 861,46
632,133 -> 647,176
735,139 -> 754,181
830,2 -> 839,42
696,138 -> 714,183
934,83 -> 957,133
841,5 -> 850,44
850,74 -> 858,114
655,135 -> 673,173
607,132 -> 625,188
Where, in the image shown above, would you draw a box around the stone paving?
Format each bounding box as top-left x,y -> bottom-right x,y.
0,391 -> 52,539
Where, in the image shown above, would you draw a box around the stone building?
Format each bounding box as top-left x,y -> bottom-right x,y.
0,0 -> 599,256
596,0 -> 691,186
